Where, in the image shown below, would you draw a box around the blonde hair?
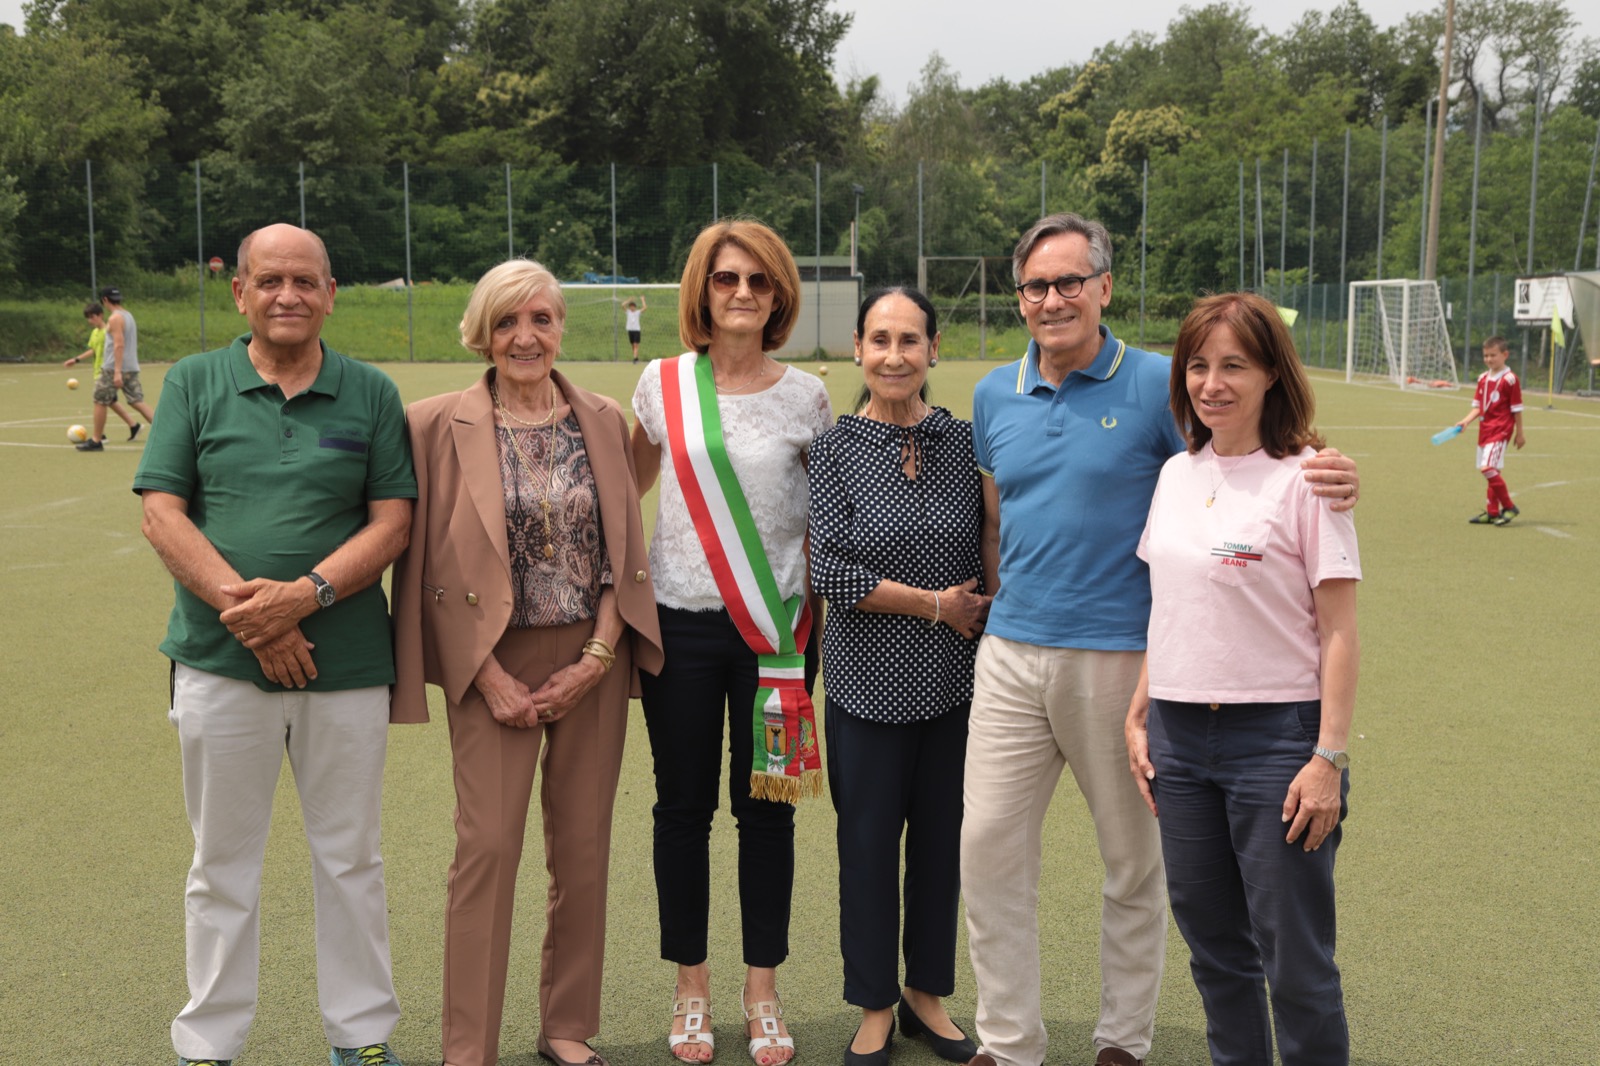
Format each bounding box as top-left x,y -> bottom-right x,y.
677,219 -> 801,353
460,259 -> 566,361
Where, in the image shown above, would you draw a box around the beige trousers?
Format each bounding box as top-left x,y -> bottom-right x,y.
960,636 -> 1167,1066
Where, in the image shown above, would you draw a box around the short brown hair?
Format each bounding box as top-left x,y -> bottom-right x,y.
677,219 -> 802,353
1170,291 -> 1324,458
460,259 -> 566,361
1483,334 -> 1510,354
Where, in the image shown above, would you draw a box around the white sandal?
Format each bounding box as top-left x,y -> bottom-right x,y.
742,991 -> 795,1065
670,995 -> 715,1062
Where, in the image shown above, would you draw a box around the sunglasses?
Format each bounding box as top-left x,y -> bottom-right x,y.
708,270 -> 774,296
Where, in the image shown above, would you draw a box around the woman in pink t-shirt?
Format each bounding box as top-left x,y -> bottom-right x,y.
1125,292 -> 1361,1066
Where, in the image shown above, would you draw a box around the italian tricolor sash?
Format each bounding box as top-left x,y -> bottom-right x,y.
660,353 -> 822,803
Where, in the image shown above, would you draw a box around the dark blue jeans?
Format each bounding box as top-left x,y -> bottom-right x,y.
1147,699 -> 1350,1066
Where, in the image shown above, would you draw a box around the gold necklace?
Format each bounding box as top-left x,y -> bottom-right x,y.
493,377 -> 560,427
494,382 -> 561,558
714,356 -> 769,394
1206,444 -> 1263,507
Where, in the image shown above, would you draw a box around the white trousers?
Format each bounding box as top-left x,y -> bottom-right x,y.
168,665 -> 400,1060
960,637 -> 1167,1066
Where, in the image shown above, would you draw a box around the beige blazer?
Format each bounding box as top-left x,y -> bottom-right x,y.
390,368 -> 664,723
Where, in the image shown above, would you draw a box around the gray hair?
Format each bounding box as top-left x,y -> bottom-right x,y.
1012,212 -> 1113,284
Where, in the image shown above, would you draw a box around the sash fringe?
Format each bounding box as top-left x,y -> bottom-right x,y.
749,769 -> 826,805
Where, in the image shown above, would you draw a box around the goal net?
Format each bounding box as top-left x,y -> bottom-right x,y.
559,282 -> 680,361
1345,279 -> 1460,388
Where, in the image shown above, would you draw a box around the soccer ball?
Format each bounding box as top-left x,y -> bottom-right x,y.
67,424 -> 89,443
818,365 -> 829,376
67,377 -> 79,389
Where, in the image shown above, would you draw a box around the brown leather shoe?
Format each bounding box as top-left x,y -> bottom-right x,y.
964,1056 -> 997,1066
1094,1050 -> 1144,1066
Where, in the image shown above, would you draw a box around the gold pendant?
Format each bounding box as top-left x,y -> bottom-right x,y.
1206,496 -> 1215,508
543,543 -> 555,559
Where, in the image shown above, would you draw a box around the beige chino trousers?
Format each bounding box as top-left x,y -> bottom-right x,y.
960,636 -> 1167,1066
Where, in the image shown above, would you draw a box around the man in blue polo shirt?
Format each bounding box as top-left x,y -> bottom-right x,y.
960,213 -> 1359,1066
134,224 -> 415,1066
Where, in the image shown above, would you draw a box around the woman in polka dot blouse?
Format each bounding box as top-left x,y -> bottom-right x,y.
808,287 -> 992,1066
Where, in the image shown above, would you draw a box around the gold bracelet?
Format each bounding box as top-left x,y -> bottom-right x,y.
581,638 -> 616,672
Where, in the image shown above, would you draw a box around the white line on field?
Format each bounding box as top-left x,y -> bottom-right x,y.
1536,527 -> 1575,539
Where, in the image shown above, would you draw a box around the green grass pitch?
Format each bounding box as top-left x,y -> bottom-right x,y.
2,356 -> 1597,1063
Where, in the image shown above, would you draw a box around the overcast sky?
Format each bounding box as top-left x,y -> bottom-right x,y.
5,0 -> 1598,101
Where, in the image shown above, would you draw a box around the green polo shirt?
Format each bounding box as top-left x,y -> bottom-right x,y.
133,335 -> 417,691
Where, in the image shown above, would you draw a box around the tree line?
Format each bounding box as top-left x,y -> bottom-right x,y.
1,0 -> 1597,297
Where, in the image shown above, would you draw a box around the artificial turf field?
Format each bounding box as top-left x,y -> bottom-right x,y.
2,356 -> 1597,1065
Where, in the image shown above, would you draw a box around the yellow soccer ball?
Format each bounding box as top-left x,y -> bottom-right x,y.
67,377 -> 80,389
67,424 -> 89,443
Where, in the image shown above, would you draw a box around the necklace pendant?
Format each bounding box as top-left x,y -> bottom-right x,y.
542,542 -> 555,559
1205,496 -> 1215,508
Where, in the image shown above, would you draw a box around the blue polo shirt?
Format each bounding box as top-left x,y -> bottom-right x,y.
134,335 -> 417,691
972,326 -> 1184,650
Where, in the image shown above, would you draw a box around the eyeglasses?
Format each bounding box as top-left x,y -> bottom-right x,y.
708,270 -> 774,296
1016,271 -> 1105,304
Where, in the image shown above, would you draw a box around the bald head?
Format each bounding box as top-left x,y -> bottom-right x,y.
236,224 -> 332,283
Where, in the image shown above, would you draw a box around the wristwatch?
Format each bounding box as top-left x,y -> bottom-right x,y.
307,571 -> 336,609
1313,745 -> 1350,770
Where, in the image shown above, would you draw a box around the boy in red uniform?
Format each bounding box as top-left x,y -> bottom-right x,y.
1455,335 -> 1526,525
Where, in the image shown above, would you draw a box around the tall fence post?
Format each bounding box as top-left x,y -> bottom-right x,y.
1339,129 -> 1350,328
1419,97 -> 1432,278
814,162 -> 822,356
1238,160 -> 1245,291
1040,161 -> 1046,218
1279,148 -> 1288,303
298,161 -> 306,228
917,161 -> 924,267
1254,158 -> 1265,290
611,162 -> 619,361
403,162 -> 414,362
505,163 -> 513,259
1377,114 -> 1388,280
1464,94 -> 1484,369
712,162 -> 719,221
1524,58 -> 1543,379
1306,137 -> 1318,358
86,161 -> 98,297
195,162 -> 206,352
1139,157 -> 1148,348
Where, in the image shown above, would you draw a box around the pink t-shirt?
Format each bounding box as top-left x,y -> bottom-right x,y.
1137,443 -> 1361,703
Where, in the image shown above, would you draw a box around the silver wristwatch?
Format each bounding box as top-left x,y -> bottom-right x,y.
1313,745 -> 1350,770
307,570 -> 336,609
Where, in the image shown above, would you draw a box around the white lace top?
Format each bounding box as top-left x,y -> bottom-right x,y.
633,357 -> 834,611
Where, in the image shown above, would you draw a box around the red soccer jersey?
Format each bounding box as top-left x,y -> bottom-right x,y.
1472,368 -> 1522,443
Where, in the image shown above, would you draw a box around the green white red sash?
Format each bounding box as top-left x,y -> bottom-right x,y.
660,352 -> 822,802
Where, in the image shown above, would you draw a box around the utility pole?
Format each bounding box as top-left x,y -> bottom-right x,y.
1423,0 -> 1456,280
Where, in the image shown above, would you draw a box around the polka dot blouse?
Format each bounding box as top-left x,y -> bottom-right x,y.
808,406 -> 985,724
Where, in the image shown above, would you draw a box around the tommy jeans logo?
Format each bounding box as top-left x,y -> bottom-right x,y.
1210,541 -> 1263,569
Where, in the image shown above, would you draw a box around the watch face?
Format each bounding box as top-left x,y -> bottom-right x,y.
316,583 -> 336,608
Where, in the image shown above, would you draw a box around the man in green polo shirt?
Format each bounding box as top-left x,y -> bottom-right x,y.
134,223 -> 416,1066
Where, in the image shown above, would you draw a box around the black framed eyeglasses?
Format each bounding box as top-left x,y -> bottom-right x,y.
708,270 -> 774,296
1016,271 -> 1105,304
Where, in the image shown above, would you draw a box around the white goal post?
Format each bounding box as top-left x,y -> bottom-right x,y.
1345,279 -> 1460,388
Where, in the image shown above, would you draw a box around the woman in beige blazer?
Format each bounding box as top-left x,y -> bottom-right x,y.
391,259 -> 663,1066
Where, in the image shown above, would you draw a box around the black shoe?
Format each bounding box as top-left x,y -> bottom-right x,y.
76,438 -> 104,451
844,1027 -> 891,1066
1500,505 -> 1520,522
897,996 -> 977,1063
1467,511 -> 1495,524
129,423 -> 142,441
1491,512 -> 1513,526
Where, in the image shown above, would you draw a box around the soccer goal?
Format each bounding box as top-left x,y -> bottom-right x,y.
1345,279 -> 1460,388
559,282 -> 680,361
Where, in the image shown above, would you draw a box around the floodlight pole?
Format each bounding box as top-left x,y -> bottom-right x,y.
1423,0 -> 1455,280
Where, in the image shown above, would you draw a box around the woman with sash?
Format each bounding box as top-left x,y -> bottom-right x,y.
631,219 -> 833,1066
808,288 -> 990,1066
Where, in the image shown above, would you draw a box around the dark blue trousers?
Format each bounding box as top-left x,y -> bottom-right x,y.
825,696 -> 969,1009
1148,699 -> 1350,1066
